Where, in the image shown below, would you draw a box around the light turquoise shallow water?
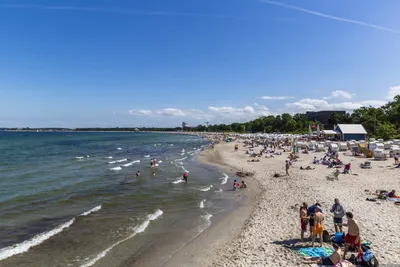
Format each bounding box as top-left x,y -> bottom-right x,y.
0,132 -> 239,267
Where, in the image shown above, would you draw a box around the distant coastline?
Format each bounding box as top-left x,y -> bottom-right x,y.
1,128 -> 189,133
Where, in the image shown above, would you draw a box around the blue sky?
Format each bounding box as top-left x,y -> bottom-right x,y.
1,0 -> 399,128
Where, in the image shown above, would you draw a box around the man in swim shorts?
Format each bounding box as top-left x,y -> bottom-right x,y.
311,206 -> 324,247
341,212 -> 361,259
307,203 -> 323,238
330,198 -> 345,233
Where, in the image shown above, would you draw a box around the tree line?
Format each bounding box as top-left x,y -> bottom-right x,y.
187,95 -> 400,140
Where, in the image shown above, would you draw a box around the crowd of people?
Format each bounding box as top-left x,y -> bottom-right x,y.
299,199 -> 365,264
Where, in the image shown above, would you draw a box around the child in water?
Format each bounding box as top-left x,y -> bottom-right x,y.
182,172 -> 188,182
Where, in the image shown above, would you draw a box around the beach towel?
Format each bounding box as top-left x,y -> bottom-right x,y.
298,247 -> 334,258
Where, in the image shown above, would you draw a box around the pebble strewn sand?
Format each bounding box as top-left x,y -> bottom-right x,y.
200,141 -> 400,266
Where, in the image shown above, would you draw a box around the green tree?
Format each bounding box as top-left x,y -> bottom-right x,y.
376,122 -> 397,140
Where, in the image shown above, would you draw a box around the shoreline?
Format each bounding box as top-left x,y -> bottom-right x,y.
159,143 -> 261,267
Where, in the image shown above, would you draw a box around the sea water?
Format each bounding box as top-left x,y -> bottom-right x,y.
0,132 -> 241,267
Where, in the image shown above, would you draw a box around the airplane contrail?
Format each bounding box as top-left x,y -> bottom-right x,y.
0,4 -> 248,20
259,0 -> 400,34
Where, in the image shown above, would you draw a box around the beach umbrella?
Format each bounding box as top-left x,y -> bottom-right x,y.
308,125 -> 312,137
317,124 -> 320,136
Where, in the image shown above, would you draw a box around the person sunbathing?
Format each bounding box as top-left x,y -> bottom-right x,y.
303,243 -> 342,265
247,159 -> 260,162
343,163 -> 351,174
300,166 -> 315,170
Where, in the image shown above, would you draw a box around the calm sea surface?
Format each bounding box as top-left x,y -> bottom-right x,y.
0,132 -> 239,267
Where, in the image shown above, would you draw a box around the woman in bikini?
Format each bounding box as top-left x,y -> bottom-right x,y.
303,243 -> 342,265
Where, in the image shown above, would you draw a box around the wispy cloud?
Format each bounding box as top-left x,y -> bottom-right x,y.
261,96 -> 294,100
259,0 -> 400,34
0,4 -> 248,20
128,109 -> 153,116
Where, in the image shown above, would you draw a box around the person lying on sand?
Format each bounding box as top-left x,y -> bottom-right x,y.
247,159 -> 260,162
303,243 -> 342,265
300,166 -> 315,170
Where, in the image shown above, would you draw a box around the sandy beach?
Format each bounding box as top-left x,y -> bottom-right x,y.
197,140 -> 400,266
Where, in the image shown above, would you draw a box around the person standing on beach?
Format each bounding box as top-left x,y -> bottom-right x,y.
308,203 -> 323,238
311,206 -> 324,247
395,153 -> 399,165
330,198 -> 345,233
300,203 -> 309,241
285,160 -> 290,175
341,212 -> 361,259
233,180 -> 237,191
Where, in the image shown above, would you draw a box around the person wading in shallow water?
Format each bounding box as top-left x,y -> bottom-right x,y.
182,172 -> 188,182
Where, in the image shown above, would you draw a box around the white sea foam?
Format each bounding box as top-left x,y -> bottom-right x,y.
199,185 -> 213,192
0,219 -> 75,261
108,159 -> 127,164
196,213 -> 213,234
155,163 -> 159,167
199,199 -> 206,208
117,147 -> 122,150
143,155 -> 150,158
122,160 -> 140,167
180,153 -> 185,156
86,155 -> 90,158
174,156 -> 187,162
0,204 -> 102,261
172,178 -> 185,184
80,205 -> 102,216
80,209 -> 163,267
220,173 -> 229,185
215,188 -> 223,192
158,160 -> 162,163
109,166 -> 122,171
76,156 -> 84,159
106,156 -> 113,159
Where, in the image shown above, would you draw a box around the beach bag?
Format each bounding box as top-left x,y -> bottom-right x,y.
322,230 -> 330,242
334,232 -> 345,243
360,246 -> 379,267
361,254 -> 379,267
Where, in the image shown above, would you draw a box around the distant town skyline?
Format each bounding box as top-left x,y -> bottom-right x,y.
1,0 -> 399,128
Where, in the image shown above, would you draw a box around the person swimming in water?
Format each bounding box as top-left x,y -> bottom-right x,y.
136,171 -> 140,177
182,172 -> 188,182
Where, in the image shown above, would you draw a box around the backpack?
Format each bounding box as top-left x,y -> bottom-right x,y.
322,230 -> 330,242
361,246 -> 379,267
361,255 -> 379,267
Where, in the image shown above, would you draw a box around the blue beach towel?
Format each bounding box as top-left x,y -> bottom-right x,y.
297,247 -> 334,258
